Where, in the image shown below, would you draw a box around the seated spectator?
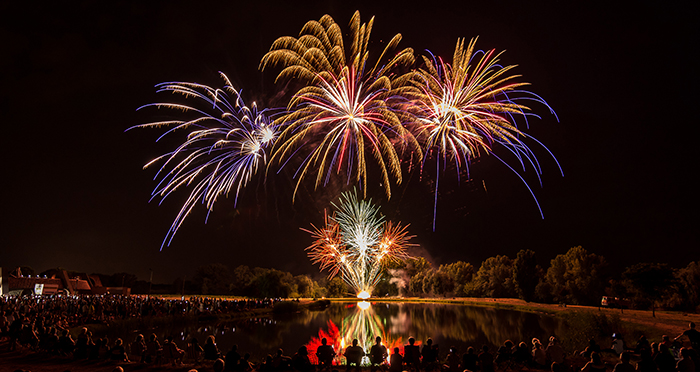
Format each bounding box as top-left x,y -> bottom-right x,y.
636,348 -> 658,372
635,336 -> 651,355
513,342 -> 532,365
58,329 -> 75,356
613,352 -> 636,372
479,345 -> 495,372
444,346 -> 461,372
273,348 -> 292,370
369,336 -> 388,372
224,344 -> 241,372
241,352 -> 254,372
496,340 -> 513,364
532,338 -> 547,368
204,335 -> 221,361
546,336 -> 565,365
390,347 -> 403,372
98,337 -> 111,359
131,334 -> 146,363
214,358 -> 226,372
654,344 -> 676,372
110,338 -> 129,362
405,337 -> 421,371
186,337 -> 204,365
582,352 -> 606,372
344,339 -> 365,372
462,346 -> 478,372
292,345 -> 315,372
316,338 -> 336,371
422,338 -> 438,371
163,336 -> 185,366
145,333 -> 161,364
675,348 -> 695,372
259,354 -> 275,372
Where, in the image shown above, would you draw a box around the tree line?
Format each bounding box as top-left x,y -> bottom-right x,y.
185,246 -> 698,312
22,246 -> 699,312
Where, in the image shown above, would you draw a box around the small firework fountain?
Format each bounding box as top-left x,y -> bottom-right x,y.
304,190 -> 414,298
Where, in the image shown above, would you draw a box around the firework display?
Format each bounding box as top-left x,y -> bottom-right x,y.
404,38 -> 562,229
132,11 -> 559,250
128,73 -> 279,249
304,191 -> 414,297
261,11 -> 420,200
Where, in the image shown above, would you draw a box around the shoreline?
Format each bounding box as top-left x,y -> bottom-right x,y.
1,297 -> 697,372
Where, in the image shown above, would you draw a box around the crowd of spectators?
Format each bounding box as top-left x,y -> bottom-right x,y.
0,294 -> 276,358
1,295 -> 698,372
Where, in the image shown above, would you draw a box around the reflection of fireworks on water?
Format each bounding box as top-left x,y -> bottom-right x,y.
304,191 -> 414,297
307,302 -> 403,366
129,73 -> 279,249
405,38 -> 563,230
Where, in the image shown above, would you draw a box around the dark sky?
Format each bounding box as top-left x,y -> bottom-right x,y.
3,1 -> 697,283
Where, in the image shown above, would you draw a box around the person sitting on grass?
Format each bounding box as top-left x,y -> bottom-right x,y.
581,352 -> 606,372
444,346 -> 461,372
131,334 -> 146,363
109,338 -> 129,362
370,337 -> 388,372
145,333 -> 161,364
390,347 -> 403,372
344,339 -> 365,372
204,335 -> 221,361
292,345 -> 315,372
613,352 -> 636,372
164,336 -> 185,366
187,337 -> 204,365
316,338 -> 336,371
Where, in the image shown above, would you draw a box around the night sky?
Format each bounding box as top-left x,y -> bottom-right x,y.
3,1 -> 697,283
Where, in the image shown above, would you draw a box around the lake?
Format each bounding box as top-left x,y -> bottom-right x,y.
116,301 -> 565,363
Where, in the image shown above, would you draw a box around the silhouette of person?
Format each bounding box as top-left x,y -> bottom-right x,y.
370,336 -> 388,372
317,338 -> 336,371
344,339 -> 365,372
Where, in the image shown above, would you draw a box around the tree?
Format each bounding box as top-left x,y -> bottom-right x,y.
294,275 -> 314,298
673,261 -> 700,311
623,263 -> 675,317
440,261 -> 473,297
544,246 -> 607,305
192,263 -> 232,295
231,265 -> 254,295
409,271 -> 427,296
513,249 -> 540,302
326,277 -> 348,298
405,257 -> 432,277
251,268 -> 294,298
473,255 -> 516,298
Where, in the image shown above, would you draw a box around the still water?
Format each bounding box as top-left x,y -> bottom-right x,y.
114,302 -> 564,362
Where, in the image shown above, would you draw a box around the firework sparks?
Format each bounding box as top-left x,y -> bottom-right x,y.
405,38 -> 563,229
304,190 -> 413,297
128,73 -> 279,249
261,11 -> 421,200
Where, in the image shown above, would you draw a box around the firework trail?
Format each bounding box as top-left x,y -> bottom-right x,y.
304,190 -> 413,297
261,11 -> 421,201
404,38 -> 563,229
128,73 -> 279,249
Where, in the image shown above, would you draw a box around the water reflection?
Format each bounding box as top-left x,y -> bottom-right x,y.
104,302 -> 563,363
307,301 -> 405,365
